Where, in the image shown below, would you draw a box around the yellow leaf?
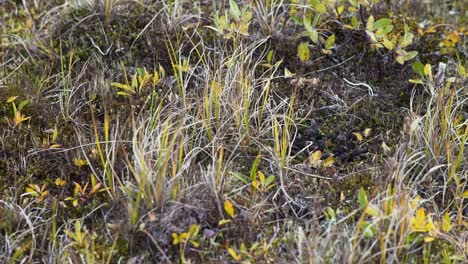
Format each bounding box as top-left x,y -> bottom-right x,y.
55,178 -> 66,187
179,232 -> 189,242
417,28 -> 424,36
442,212 -> 452,232
25,19 -> 33,29
426,27 -> 437,33
188,224 -> 200,237
366,15 -> 374,31
172,233 -> 180,245
252,180 -> 259,190
325,34 -> 336,49
25,187 -> 37,196
447,31 -> 460,44
409,79 -> 424,84
424,236 -> 435,243
462,190 -> 468,198
337,5 -> 345,15
353,132 -> 363,142
6,96 -> 18,103
395,55 -> 405,65
13,112 -> 30,126
363,128 -> 371,137
323,156 -> 335,167
224,200 -> 235,218
382,38 -> 394,50
72,199 -> 79,207
424,64 -> 433,80
258,171 -> 265,186
365,204 -> 381,217
189,240 -> 200,247
309,150 -> 322,168
410,208 -> 427,232
73,159 -> 88,167
297,42 -> 310,61
218,219 -> 231,226
425,215 -> 437,232
228,248 -> 241,261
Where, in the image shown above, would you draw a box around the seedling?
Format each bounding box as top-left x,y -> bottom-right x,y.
172,224 -> 201,261
65,174 -> 107,207
65,220 -> 91,250
23,184 -> 48,203
207,0 -> 253,39
111,66 -> 164,96
251,171 -> 276,192
41,126 -> 61,149
5,96 -> 30,127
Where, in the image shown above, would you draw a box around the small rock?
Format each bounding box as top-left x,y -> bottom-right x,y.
317,139 -> 325,150
310,119 -> 318,129
203,229 -> 216,239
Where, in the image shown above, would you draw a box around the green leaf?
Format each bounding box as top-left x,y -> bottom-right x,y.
291,15 -> 302,25
297,42 -> 310,61
404,51 -> 418,61
457,62 -> 466,77
362,222 -> 374,238
303,16 -> 313,33
351,16 -> 359,28
412,61 -> 425,78
309,29 -> 319,44
136,67 -> 146,76
229,0 -> 241,21
250,154 -> 262,181
266,50 -> 274,64
383,25 -> 394,34
373,18 -> 392,29
349,0 -> 359,7
241,11 -> 253,23
232,172 -> 249,184
358,187 -> 368,209
396,50 -> 418,65
315,3 -> 326,13
265,175 -> 275,188
17,99 -> 29,112
399,24 -> 414,48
